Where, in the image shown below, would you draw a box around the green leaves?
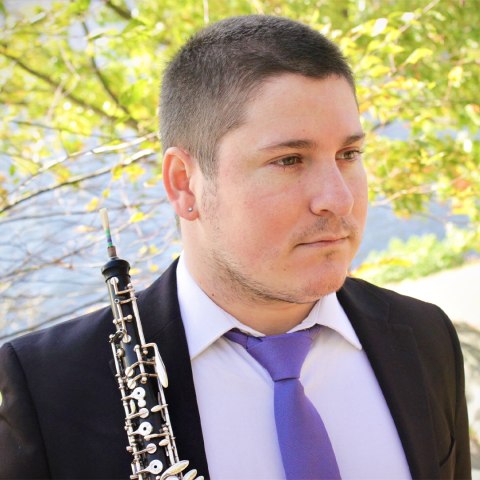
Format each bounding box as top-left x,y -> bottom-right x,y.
69,0 -> 91,13
465,104 -> 480,127
353,226 -> 479,286
119,79 -> 149,107
122,18 -> 147,35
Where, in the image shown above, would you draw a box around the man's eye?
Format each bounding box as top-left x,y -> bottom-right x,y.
275,156 -> 301,167
337,149 -> 364,161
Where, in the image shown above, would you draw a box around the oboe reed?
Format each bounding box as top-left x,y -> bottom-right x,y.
99,208 -> 117,258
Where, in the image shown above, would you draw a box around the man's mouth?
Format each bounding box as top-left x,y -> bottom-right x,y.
299,236 -> 348,248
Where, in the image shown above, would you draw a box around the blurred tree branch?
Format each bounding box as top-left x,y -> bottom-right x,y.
1,149 -> 155,213
81,21 -> 138,129
0,45 -> 138,129
104,0 -> 132,20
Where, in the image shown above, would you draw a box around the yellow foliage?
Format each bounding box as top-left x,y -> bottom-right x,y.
129,212 -> 145,223
404,48 -> 433,65
369,65 -> 391,77
86,197 -> 99,212
448,65 -> 463,83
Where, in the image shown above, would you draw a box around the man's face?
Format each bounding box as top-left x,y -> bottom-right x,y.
197,74 -> 368,303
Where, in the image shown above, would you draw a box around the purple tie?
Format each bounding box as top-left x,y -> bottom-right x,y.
224,325 -> 341,480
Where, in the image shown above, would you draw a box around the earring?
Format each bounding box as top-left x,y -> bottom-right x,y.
188,207 -> 193,212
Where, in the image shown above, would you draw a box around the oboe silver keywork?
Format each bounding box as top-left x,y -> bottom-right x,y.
100,208 -> 203,480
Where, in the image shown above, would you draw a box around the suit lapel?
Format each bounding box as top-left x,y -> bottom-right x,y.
337,277 -> 440,479
136,259 -> 210,479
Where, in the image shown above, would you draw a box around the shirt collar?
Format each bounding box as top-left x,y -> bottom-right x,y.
176,252 -> 362,360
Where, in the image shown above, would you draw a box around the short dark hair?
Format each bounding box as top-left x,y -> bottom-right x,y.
160,15 -> 355,179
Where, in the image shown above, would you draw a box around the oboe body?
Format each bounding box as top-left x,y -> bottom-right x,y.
100,208 -> 201,480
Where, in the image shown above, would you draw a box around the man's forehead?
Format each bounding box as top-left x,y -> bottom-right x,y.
217,75 -> 362,157
254,73 -> 356,104
243,75 -> 359,124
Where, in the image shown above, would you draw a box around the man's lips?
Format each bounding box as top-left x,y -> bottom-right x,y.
298,236 -> 348,247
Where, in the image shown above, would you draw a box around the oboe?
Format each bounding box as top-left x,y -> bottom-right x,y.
100,208 -> 202,480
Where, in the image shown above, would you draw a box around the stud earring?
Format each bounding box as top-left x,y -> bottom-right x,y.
188,207 -> 193,212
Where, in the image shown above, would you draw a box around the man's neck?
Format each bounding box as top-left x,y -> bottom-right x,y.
183,252 -> 317,336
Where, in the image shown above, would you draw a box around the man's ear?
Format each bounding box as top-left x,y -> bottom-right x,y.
162,147 -> 199,221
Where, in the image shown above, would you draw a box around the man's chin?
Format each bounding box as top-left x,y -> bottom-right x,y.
295,269 -> 348,301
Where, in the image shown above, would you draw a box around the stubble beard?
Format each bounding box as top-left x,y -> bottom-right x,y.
209,245 -> 342,306
201,186 -> 346,307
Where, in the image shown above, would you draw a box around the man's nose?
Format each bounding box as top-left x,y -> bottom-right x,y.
308,162 -> 354,217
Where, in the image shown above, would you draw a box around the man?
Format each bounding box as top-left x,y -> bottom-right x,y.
0,15 -> 470,480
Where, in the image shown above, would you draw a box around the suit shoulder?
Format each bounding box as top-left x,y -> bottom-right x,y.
0,304 -> 118,421
343,276 -> 462,378
343,276 -> 457,343
345,275 -> 450,319
5,304 -> 114,364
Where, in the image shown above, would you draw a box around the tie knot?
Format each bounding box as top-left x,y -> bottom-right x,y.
224,325 -> 321,382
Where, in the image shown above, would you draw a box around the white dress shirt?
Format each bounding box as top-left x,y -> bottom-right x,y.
176,253 -> 411,480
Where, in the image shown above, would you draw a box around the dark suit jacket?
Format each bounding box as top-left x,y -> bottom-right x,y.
0,259 -> 471,479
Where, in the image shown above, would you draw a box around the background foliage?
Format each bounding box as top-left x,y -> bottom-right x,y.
0,0 -> 479,340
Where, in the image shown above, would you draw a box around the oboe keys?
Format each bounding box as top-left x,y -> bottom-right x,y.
125,360 -> 156,379
142,343 -> 168,388
159,460 -> 189,480
183,469 -> 199,480
151,404 -> 167,413
135,443 -> 158,456
123,386 -> 147,408
134,459 -> 164,476
126,408 -> 150,420
131,421 -> 153,437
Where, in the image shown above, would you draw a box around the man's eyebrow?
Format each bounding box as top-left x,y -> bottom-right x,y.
341,132 -> 366,147
257,139 -> 318,152
257,133 -> 366,153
